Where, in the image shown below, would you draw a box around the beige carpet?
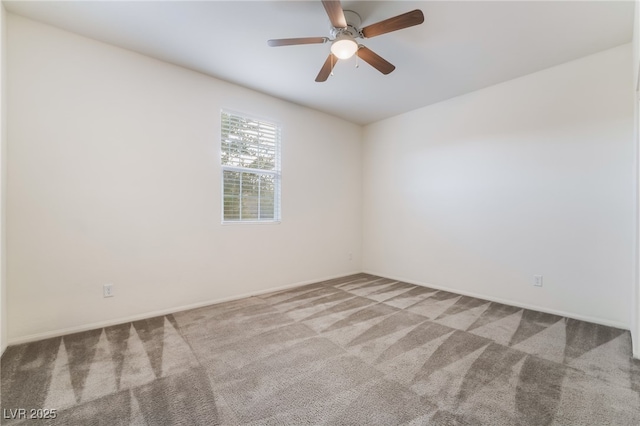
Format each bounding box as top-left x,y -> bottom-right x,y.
2,273 -> 639,425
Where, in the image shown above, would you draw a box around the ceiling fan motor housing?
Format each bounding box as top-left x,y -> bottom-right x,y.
330,10 -> 363,40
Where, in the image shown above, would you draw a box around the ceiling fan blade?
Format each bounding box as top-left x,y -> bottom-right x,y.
267,37 -> 328,47
315,54 -> 338,82
322,0 -> 347,28
358,46 -> 395,75
361,9 -> 424,38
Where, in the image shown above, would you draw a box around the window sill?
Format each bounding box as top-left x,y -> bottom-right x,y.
221,220 -> 281,226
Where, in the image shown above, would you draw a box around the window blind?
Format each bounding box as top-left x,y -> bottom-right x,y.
221,111 -> 281,222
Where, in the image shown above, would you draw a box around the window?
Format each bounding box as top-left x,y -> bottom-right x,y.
221,110 -> 281,222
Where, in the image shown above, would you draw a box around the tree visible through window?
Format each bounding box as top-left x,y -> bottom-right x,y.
221,111 -> 281,222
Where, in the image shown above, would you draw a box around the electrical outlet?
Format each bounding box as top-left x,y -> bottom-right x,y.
103,283 -> 114,297
533,275 -> 543,287
348,252 -> 353,261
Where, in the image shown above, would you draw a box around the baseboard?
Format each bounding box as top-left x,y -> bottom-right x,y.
7,269 -> 631,347
363,270 -> 630,331
6,271 -> 361,347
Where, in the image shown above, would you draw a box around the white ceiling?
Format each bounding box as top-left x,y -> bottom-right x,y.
4,0 -> 634,125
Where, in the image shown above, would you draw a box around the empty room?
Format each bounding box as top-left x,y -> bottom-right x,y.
1,0 -> 639,424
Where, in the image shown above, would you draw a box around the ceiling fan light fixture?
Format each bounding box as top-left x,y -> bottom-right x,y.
331,34 -> 358,59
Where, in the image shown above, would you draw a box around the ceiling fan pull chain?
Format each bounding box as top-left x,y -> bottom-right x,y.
356,47 -> 359,68
330,54 -> 334,76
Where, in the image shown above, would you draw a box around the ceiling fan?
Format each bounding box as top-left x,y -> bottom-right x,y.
267,0 -> 424,82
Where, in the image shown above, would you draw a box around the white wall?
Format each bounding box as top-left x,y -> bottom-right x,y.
5,11 -> 636,351
363,44 -> 635,328
0,3 -> 6,356
633,0 -> 640,358
6,14 -> 362,343
635,1 -> 639,90
632,0 -> 640,90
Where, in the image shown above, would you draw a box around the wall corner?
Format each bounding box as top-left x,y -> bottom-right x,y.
0,3 -> 7,357
632,0 -> 640,360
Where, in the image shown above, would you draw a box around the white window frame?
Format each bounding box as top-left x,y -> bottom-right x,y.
220,109 -> 281,224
